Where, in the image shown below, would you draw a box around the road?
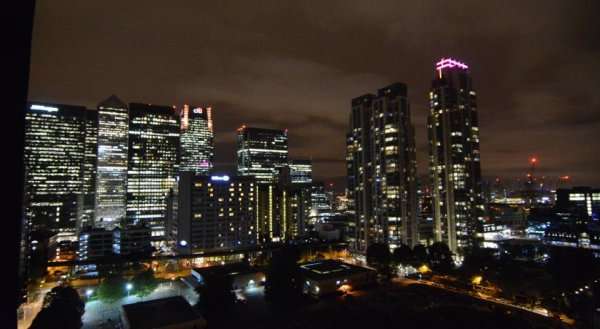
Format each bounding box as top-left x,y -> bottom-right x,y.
18,282 -> 57,329
396,277 -> 557,319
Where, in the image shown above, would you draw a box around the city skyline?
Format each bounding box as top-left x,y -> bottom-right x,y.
27,1 -> 600,189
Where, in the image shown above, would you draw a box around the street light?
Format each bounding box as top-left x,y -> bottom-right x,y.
126,283 -> 133,296
85,289 -> 93,299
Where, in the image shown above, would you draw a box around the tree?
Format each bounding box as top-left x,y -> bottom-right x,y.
366,243 -> 393,279
428,242 -> 454,273
546,246 -> 598,292
131,269 -> 158,297
195,273 -> 235,317
462,246 -> 498,276
30,286 -> 84,329
265,245 -> 301,302
412,244 -> 428,264
392,244 -> 413,265
96,275 -> 126,303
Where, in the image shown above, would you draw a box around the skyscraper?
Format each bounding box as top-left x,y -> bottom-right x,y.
347,95 -> 374,252
236,126 -> 288,184
127,103 -> 180,242
428,58 -> 484,254
95,95 -> 129,228
179,105 -> 214,174
24,102 -> 86,233
78,109 -> 98,230
347,83 -> 418,252
288,159 -> 312,184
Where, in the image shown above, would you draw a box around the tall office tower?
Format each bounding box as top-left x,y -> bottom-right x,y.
95,95 -> 129,228
169,173 -> 258,254
24,103 -> 86,234
127,103 -> 180,243
179,104 -> 214,174
346,83 -> 418,252
428,58 -> 484,254
236,126 -> 288,184
288,159 -> 312,184
78,109 -> 98,230
310,182 -> 334,224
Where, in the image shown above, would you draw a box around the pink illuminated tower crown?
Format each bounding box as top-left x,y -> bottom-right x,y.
435,58 -> 468,78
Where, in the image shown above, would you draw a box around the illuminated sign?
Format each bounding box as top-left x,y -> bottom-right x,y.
211,175 -> 230,182
193,107 -> 203,114
30,104 -> 59,112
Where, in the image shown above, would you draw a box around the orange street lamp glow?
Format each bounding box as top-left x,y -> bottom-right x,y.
418,264 -> 431,274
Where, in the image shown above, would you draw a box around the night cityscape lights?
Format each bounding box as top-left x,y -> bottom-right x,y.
17,3 -> 600,326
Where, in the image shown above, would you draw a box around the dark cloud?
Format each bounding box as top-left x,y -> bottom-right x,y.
28,0 -> 600,188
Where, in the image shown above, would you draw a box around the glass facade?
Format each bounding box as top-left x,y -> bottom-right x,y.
126,103 -> 180,242
24,103 -> 86,233
78,109 -> 98,230
289,159 -> 312,184
236,126 -> 288,184
95,95 -> 129,228
179,105 -> 214,174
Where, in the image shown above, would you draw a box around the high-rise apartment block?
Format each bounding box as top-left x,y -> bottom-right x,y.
346,83 -> 418,252
428,58 -> 484,254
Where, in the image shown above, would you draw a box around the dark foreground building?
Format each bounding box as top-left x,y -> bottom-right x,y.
121,296 -> 206,329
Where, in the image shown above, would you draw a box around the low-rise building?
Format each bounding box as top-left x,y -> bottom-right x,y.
121,296 -> 206,329
191,262 -> 265,291
299,260 -> 376,298
78,227 -> 113,260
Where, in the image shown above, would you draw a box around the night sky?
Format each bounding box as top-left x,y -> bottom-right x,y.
28,1 -> 600,190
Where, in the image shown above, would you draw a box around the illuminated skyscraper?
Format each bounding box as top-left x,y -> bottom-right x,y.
347,83 -> 418,252
24,103 -> 86,233
78,109 -> 98,230
95,95 -> 129,228
236,126 -> 288,184
179,105 -> 214,174
428,58 -> 484,254
289,159 -> 312,184
127,103 -> 180,242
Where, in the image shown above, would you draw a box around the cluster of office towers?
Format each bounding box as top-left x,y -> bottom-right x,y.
23,96 -> 325,262
22,57 -> 483,263
346,58 -> 484,255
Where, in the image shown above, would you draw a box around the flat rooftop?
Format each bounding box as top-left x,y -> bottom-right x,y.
122,296 -> 204,329
300,260 -> 373,280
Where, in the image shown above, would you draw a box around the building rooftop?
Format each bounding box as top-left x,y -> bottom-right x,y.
122,296 -> 205,329
300,260 -> 373,280
193,262 -> 255,278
